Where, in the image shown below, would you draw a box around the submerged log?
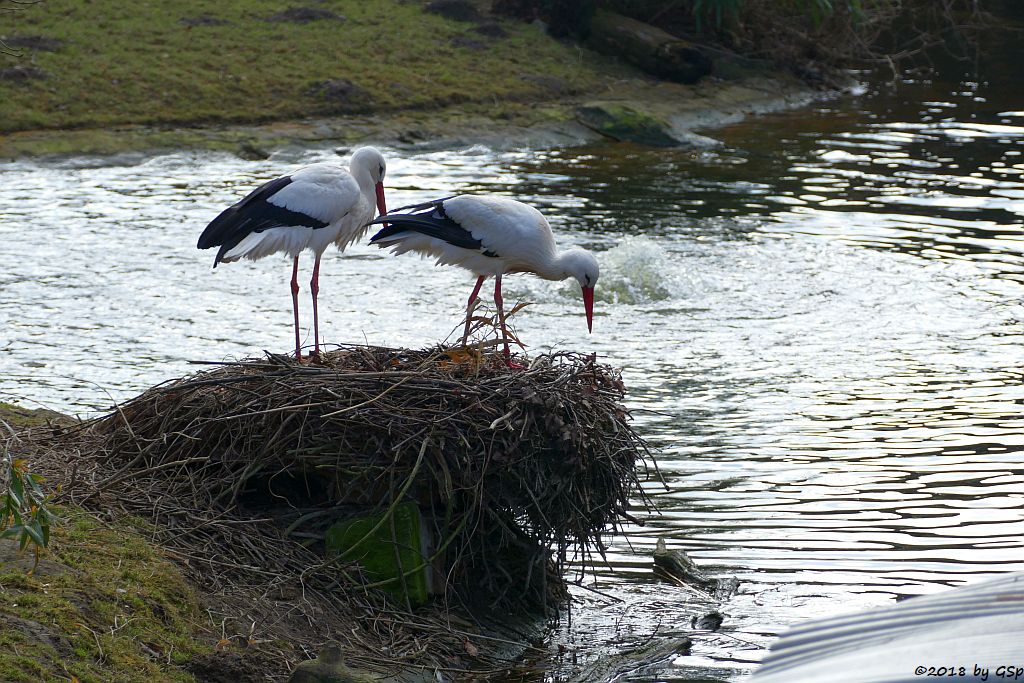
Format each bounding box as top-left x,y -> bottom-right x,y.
586,10 -> 712,84
653,538 -> 740,601
565,637 -> 693,683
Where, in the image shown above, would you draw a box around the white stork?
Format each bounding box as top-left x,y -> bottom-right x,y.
367,195 -> 599,362
197,147 -> 388,359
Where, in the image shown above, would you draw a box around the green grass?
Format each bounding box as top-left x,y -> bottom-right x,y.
2,0 -> 631,133
0,402 -> 72,430
0,507 -> 211,683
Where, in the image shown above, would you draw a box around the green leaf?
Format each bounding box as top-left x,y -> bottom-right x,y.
1,453 -> 56,558
26,519 -> 46,548
27,475 -> 45,496
10,475 -> 24,503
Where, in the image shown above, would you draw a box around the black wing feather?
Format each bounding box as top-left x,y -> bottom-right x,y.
386,196 -> 457,215
367,197 -> 484,251
197,175 -> 329,266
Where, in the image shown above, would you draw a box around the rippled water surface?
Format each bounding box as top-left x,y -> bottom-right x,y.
4,47 -> 1024,681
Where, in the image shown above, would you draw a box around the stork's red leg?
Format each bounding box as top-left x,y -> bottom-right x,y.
310,254 -> 322,358
463,275 -> 486,345
290,256 -> 302,360
493,274 -> 511,363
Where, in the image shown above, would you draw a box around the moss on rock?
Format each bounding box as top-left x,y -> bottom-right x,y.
575,102 -> 680,146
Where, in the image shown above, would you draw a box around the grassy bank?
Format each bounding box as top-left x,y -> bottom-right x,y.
2,0 -> 633,133
0,510 -> 215,683
0,404 -> 216,682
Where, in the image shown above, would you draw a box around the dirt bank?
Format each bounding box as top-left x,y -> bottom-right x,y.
0,72 -> 816,159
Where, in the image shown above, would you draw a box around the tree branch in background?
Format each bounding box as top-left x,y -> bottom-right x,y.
492,0 -> 998,85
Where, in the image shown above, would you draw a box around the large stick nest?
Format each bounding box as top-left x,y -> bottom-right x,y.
38,345 -> 651,677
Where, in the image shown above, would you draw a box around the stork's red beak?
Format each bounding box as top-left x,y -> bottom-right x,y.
375,182 -> 387,218
582,286 -> 594,333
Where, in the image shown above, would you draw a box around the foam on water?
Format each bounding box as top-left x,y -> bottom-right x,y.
588,236 -> 682,304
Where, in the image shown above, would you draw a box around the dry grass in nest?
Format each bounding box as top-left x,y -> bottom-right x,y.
27,344 -> 652,678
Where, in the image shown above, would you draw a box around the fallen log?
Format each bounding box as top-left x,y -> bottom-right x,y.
586,10 -> 713,84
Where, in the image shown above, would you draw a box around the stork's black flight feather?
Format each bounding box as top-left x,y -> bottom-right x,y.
197,175 -> 329,267
367,197 -> 486,251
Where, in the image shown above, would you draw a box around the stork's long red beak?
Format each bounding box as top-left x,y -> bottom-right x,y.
375,182 -> 387,218
582,286 -> 594,333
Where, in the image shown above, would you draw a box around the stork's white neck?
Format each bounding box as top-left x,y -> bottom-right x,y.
535,247 -> 600,288
350,160 -> 376,196
348,147 -> 385,198
533,250 -> 574,281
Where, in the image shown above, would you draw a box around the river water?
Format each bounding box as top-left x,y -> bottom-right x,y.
3,40 -> 1024,682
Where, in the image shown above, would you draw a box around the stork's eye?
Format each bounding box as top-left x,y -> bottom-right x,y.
378,164 -> 385,178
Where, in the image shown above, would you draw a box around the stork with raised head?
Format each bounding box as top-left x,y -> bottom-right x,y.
367,195 -> 599,362
197,147 -> 388,360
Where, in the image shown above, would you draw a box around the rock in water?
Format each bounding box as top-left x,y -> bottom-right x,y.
288,644 -> 381,683
653,537 -> 717,590
575,103 -> 680,147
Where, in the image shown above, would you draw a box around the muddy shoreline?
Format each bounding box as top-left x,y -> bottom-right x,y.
0,74 -> 822,161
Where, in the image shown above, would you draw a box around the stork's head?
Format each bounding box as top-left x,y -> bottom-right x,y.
350,146 -> 388,216
561,248 -> 600,333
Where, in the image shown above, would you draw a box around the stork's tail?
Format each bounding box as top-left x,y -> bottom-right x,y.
367,197 -> 482,250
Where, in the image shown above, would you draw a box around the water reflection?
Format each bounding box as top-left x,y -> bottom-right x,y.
2,59 -> 1024,683
492,65 -> 1022,679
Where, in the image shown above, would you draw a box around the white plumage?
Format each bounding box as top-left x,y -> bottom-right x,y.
368,195 -> 599,362
220,165 -> 363,262
198,147 -> 388,359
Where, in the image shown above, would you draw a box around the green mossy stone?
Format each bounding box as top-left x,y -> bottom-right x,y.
324,503 -> 429,606
575,103 -> 679,147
